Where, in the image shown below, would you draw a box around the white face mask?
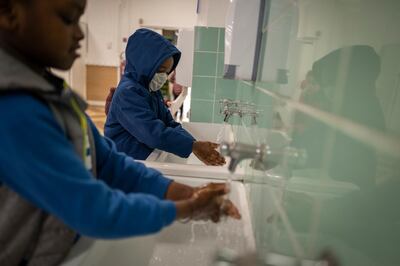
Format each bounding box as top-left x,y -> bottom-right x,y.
149,73 -> 168,92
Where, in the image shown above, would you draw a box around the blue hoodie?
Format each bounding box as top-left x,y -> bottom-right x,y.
104,29 -> 195,160
0,48 -> 176,239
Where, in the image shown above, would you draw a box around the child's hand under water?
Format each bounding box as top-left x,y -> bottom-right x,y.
176,183 -> 241,223
193,141 -> 226,166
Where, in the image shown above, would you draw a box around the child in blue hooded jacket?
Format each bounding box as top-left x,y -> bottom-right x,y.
0,0 -> 239,265
105,29 -> 226,166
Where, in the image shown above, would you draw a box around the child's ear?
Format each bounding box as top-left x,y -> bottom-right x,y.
0,5 -> 20,32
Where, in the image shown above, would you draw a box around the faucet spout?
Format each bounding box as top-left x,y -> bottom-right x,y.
220,142 -> 263,173
220,141 -> 307,174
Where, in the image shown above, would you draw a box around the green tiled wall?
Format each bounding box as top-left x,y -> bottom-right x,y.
193,52 -> 217,77
194,27 -> 219,52
190,26 -> 273,125
190,99 -> 214,122
190,27 -> 231,123
191,76 -> 215,100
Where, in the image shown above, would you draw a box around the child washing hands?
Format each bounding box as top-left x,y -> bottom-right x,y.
0,0 -> 238,265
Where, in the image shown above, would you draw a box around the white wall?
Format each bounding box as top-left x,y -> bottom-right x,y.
127,0 -> 198,31
296,0 -> 400,61
260,0 -> 400,85
196,0 -> 230,27
86,0 -> 198,66
86,0 -> 120,66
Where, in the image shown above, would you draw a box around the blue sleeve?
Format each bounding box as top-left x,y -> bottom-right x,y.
165,105 -> 181,128
163,102 -> 196,141
114,86 -> 195,158
91,121 -> 172,198
0,94 -> 176,239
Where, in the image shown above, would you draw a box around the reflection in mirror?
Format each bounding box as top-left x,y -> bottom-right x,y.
248,0 -> 400,265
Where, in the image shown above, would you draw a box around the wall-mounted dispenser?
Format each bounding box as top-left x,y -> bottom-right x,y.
175,28 -> 195,87
224,0 -> 266,81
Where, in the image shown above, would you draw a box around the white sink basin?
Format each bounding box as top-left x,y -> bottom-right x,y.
145,122 -> 290,180
61,176 -> 255,266
142,158 -> 245,180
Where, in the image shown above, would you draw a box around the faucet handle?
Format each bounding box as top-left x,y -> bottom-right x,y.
219,99 -> 259,123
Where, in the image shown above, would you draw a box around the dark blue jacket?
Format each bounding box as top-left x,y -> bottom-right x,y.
104,29 -> 195,160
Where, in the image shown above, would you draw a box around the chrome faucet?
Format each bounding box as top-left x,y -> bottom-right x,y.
220,142 -> 307,174
219,99 -> 258,123
220,142 -> 264,173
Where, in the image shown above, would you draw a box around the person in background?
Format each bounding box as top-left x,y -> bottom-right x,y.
286,45 -> 398,265
105,29 -> 225,165
292,45 -> 385,189
168,70 -> 187,120
105,87 -> 116,115
0,0 -> 240,265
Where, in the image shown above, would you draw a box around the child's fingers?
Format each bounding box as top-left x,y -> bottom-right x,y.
221,200 -> 242,220
209,142 -> 220,149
